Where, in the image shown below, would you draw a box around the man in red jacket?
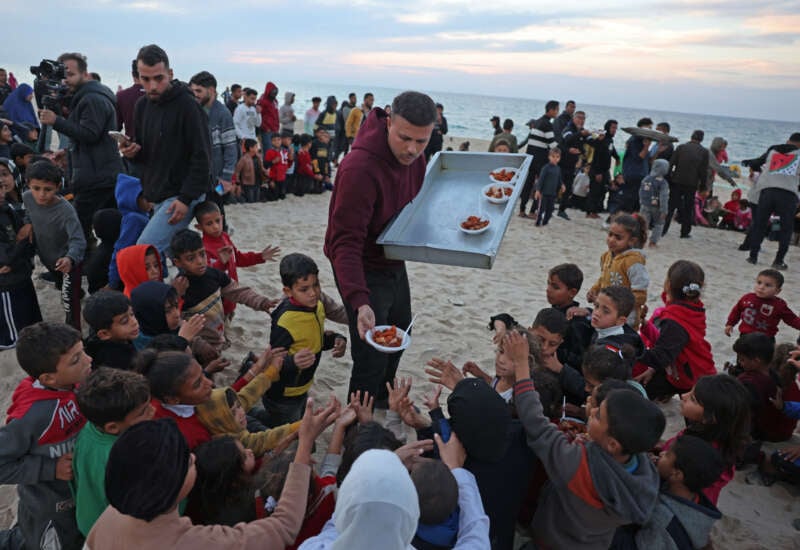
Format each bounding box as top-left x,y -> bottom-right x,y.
257,82 -> 279,148
324,91 -> 436,406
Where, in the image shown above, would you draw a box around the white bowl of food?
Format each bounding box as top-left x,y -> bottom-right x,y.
366,325 -> 411,353
482,183 -> 514,204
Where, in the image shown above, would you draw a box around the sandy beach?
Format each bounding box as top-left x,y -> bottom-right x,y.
0,135 -> 798,548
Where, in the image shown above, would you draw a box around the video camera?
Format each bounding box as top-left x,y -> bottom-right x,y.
30,59 -> 69,112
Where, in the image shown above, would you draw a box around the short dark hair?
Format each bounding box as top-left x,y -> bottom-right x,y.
193,200 -> 220,223
411,459 -> 458,524
549,263 -> 583,291
231,84 -> 242,92
790,132 -> 800,144
83,291 -> 131,332
137,44 -> 169,68
691,130 -> 704,142
545,100 -> 559,112
733,332 -> 775,364
189,71 -> 217,90
16,322 -> 82,378
532,308 -> 568,336
58,52 -> 88,74
670,435 -> 725,493
758,268 -> 784,288
312,96 -> 321,103
298,134 -> 313,146
391,91 -> 437,127
76,367 -> 151,427
26,160 -> 62,185
90,72 -> 101,82
169,229 -> 203,258
598,286 -> 635,318
593,379 -> 639,407
604,119 -> 618,132
10,143 -> 35,160
582,345 -> 630,382
131,59 -> 139,79
502,118 -> 514,130
243,138 -> 257,151
574,110 -> 586,117
243,87 -> 257,97
135,349 -> 194,401
336,421 -> 402,486
566,100 -> 576,107
605,390 -> 666,454
636,117 -> 653,128
280,253 -> 319,288
364,92 -> 373,101
656,122 -> 671,133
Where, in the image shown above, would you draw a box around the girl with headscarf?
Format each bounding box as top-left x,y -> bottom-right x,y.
2,84 -> 39,136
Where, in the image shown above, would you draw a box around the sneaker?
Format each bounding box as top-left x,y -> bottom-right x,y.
772,261 -> 788,270
746,256 -> 757,265
557,211 -> 570,220
679,234 -> 691,239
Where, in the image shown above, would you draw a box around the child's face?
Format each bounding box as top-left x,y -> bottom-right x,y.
319,132 -> 330,144
495,144 -> 510,153
614,174 -> 624,185
165,299 -> 181,331
284,274 -> 321,309
231,400 -> 247,429
144,251 -> 161,282
171,360 -> 213,405
0,125 -> 11,142
606,223 -> 635,255
236,441 -> 256,474
196,211 -> 224,239
587,400 -> 613,449
100,306 -> 140,342
584,373 -> 602,396
173,247 -> 208,277
281,136 -> 292,147
27,129 -> 38,142
494,345 -> 515,378
546,274 -> 577,307
530,326 -> 563,360
105,398 -> 155,435
586,386 -> 601,418
656,449 -> 678,481
0,165 -> 13,199
679,389 -> 705,423
271,137 -> 282,149
28,178 -> 60,206
548,152 -> 560,165
591,293 -> 627,329
40,340 -> 92,390
753,275 -> 780,299
736,354 -> 762,372
247,145 -> 258,157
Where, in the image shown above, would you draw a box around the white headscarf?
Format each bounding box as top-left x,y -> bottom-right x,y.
332,449 -> 419,550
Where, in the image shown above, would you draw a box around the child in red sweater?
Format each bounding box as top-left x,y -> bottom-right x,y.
194,201 -> 280,318
725,269 -> 800,340
294,134 -> 322,196
264,133 -> 291,199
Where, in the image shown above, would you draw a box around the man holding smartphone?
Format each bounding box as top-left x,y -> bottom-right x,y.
38,52 -> 122,244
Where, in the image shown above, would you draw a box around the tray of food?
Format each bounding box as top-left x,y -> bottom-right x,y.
377,151 -> 532,269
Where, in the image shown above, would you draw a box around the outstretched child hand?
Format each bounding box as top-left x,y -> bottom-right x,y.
425,358 -> 464,390
462,361 -> 491,384
171,275 -> 189,297
435,432 -> 466,470
260,297 -> 281,313
178,313 -> 205,341
0,266 -> 11,274
397,396 -> 431,429
395,439 -> 434,469
217,245 -> 233,266
349,390 -> 374,424
296,396 -> 339,465
204,356 -> 230,375
423,385 -> 443,411
55,453 -> 74,481
260,245 -> 281,262
386,377 -> 412,413
586,289 -> 597,303
334,404 -> 358,431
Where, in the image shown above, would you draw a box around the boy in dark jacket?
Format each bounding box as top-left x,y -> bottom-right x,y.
83,291 -> 139,371
0,323 -> 91,549
508,330 -> 664,550
534,148 -> 565,226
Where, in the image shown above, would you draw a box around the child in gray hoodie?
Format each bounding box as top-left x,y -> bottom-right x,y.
639,158 -> 670,246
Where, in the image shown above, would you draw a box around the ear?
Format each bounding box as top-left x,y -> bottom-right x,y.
168,68 -> 174,81
96,328 -> 113,341
194,223 -> 202,232
282,286 -> 292,297
606,436 -> 624,457
38,372 -> 57,387
103,421 -> 122,436
616,315 -> 628,325
670,467 -> 685,485
567,287 -> 579,300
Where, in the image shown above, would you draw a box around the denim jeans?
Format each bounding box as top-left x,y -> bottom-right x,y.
137,194 -> 205,275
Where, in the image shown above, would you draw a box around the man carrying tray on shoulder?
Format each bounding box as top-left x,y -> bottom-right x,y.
324,91 -> 436,407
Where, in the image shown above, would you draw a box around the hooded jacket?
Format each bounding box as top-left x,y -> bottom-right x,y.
131,280 -> 177,341
109,175 -> 150,289
133,80 -> 212,205
513,381 -> 660,550
84,335 -> 137,371
52,80 -> 122,192
279,92 -> 296,133
314,97 -> 338,141
633,489 -> 722,550
2,84 -> 38,131
640,159 -> 670,213
0,200 -> 34,289
257,82 -> 279,133
194,367 -> 300,456
117,244 -> 161,298
323,108 -> 426,310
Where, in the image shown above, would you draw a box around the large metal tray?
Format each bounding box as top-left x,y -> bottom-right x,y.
377,151 -> 532,269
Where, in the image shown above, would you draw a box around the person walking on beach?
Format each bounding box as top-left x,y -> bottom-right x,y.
324,91 -> 436,407
119,44 -> 211,265
745,133 -> 800,270
518,100 -> 560,218
556,109 -> 590,220
622,118 -> 654,212
586,119 -> 618,218
668,130 -> 709,240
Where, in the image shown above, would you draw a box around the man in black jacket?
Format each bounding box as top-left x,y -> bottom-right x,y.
668,130 -> 709,239
38,52 -> 122,243
557,110 -> 590,219
120,44 -> 211,264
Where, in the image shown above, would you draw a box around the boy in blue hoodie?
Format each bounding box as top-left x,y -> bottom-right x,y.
108,173 -> 151,289
0,323 -> 91,549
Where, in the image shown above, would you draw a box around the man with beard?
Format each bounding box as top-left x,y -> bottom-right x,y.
119,44 -> 211,265
38,52 -> 122,243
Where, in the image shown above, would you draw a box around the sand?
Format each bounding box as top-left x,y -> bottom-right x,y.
0,137 -> 798,548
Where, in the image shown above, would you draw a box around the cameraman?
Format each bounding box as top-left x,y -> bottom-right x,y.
38,52 -> 122,244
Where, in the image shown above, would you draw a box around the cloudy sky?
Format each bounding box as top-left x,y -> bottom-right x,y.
4,0 -> 800,120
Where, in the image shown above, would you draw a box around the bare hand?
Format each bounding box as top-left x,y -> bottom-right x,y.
293,348 -> 316,370
462,361 -> 486,379
425,358 -> 463,390
332,335 -> 347,358
252,346 -> 287,375
54,257 -> 72,274
386,377 -> 412,412
119,141 -> 141,159
166,200 -> 189,225
349,390 -> 374,424
217,245 -> 233,266
218,179 -> 233,194
334,405 -> 358,430
178,313 -> 205,341
769,387 -> 784,411
0,266 -> 11,274
724,325 -> 733,337
298,396 -> 339,446
397,396 -> 430,429
565,306 -> 590,320
357,304 -> 375,340
435,432 -> 466,470
204,356 -> 230,374
569,148 -> 581,155
171,275 -> 189,297
395,439 -> 435,468
633,367 -> 656,385
260,245 -> 281,262
55,453 -> 73,481
423,385 -> 443,411
779,445 -> 800,462
534,191 -> 542,201
38,109 -> 57,125
16,224 -> 32,243
504,331 -> 530,369
586,289 -> 597,303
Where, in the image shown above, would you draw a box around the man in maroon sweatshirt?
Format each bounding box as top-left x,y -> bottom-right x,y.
324,91 -> 436,405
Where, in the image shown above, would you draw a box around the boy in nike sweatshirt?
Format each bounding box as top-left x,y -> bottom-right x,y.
506,330 -> 664,550
0,322 -> 91,549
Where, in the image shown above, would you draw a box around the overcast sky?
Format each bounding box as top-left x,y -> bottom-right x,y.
4,0 -> 800,121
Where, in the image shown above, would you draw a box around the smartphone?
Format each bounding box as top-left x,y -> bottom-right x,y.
108,131 -> 130,145
215,183 -> 224,194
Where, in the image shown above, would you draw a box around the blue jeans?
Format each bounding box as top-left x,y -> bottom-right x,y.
137,194 -> 205,275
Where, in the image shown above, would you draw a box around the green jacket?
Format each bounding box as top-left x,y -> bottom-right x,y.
71,422 -> 116,536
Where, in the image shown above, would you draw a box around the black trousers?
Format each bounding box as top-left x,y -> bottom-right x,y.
676,187 -> 695,237
661,184 -> 681,236
337,266 -> 412,406
586,171 -> 608,214
519,160 -> 545,214
750,188 -> 799,264
53,263 -> 83,331
74,187 -> 116,246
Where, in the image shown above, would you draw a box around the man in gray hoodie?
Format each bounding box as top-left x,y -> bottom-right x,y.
279,91 -> 296,134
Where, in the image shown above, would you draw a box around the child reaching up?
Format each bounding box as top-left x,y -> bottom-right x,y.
194,201 -> 280,318
635,260 -> 716,400
587,213 -> 649,328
